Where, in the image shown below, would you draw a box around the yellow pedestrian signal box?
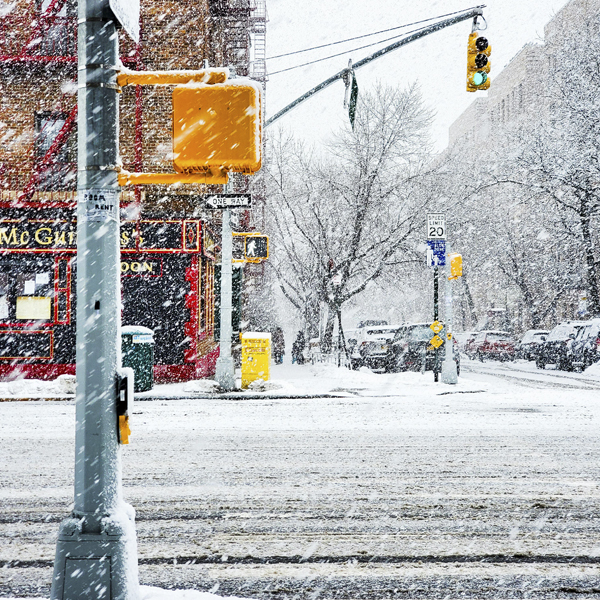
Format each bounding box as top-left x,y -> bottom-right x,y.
173,81 -> 262,176
241,332 -> 271,389
245,235 -> 269,261
449,253 -> 463,279
466,32 -> 491,92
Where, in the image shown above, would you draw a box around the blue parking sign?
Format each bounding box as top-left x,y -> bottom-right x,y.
427,240 -> 446,267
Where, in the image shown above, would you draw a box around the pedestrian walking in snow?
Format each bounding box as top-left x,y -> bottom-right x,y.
292,331 -> 305,364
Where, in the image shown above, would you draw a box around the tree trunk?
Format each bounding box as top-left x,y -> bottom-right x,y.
304,296 -> 321,341
580,194 -> 600,316
322,306 -> 336,353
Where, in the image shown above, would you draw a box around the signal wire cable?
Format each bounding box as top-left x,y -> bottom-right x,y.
267,5 -> 486,61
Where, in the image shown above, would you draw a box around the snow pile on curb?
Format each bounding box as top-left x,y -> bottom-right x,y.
0,378 -> 68,398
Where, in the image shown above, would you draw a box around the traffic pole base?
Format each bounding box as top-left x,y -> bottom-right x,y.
215,355 -> 236,391
441,359 -> 458,384
50,507 -> 139,600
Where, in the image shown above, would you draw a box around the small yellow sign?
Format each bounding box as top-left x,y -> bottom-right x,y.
430,320 -> 443,334
430,334 -> 444,349
447,333 -> 452,340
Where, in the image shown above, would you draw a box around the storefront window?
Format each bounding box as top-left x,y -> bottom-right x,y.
15,271 -> 53,320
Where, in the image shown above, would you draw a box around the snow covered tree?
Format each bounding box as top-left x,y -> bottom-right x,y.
267,83 -> 434,347
491,18 -> 600,320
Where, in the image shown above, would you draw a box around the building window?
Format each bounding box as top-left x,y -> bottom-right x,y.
34,111 -> 76,191
36,0 -> 76,56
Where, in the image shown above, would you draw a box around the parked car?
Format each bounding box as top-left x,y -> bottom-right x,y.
464,333 -> 479,360
356,319 -> 388,329
516,329 -> 549,361
571,319 -> 600,371
473,331 -> 515,361
453,331 -> 476,353
389,322 -> 460,374
352,325 -> 398,370
536,321 -> 587,371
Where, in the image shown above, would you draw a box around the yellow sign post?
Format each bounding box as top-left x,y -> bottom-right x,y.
429,334 -> 444,349
430,320 -> 444,334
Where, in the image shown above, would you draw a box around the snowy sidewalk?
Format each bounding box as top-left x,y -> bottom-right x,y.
0,361 -> 493,402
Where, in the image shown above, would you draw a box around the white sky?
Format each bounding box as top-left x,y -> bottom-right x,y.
265,0 -> 570,151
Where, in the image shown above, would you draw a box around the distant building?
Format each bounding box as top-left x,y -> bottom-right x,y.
448,0 -> 600,150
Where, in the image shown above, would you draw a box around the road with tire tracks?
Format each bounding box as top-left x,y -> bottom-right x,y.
1,362 -> 600,599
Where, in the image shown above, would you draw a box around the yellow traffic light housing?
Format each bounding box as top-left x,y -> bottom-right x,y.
173,81 -> 262,176
466,32 -> 491,92
449,253 -> 463,280
115,68 -> 263,186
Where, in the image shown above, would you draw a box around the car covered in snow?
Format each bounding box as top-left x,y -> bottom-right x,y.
472,331 -> 515,362
352,325 -> 399,371
453,331 -> 476,353
571,319 -> 600,371
536,321 -> 588,371
389,322 -> 460,374
516,329 -> 549,361
463,332 -> 479,359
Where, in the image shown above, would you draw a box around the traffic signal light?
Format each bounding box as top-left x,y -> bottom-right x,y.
449,253 -> 463,279
466,32 -> 491,92
172,81 -> 262,175
245,235 -> 268,261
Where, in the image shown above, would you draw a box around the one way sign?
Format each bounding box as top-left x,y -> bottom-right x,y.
203,194 -> 252,209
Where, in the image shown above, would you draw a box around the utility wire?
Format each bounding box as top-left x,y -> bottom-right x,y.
269,23 -> 430,76
267,6 -> 483,61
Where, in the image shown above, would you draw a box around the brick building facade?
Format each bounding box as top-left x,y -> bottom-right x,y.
0,0 -> 266,381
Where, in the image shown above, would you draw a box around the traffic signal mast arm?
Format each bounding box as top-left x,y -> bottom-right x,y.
116,67 -> 229,87
265,5 -> 486,128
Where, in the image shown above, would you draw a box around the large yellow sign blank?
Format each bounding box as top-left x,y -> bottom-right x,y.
16,297 -> 51,320
172,82 -> 262,175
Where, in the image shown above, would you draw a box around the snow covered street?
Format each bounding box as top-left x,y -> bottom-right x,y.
2,361 -> 600,598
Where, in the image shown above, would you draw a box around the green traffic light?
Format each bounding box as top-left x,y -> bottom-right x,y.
473,71 -> 488,86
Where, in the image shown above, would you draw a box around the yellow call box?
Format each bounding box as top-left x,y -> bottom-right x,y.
241,332 -> 271,389
172,81 -> 262,175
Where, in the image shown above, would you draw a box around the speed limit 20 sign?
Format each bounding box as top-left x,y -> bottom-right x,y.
427,213 -> 446,240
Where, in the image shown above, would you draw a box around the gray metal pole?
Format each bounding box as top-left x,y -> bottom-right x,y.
442,242 -> 458,384
51,1 -> 139,598
215,209 -> 236,390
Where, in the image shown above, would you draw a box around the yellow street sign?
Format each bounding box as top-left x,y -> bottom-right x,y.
430,320 -> 443,334
430,335 -> 444,349
447,333 -> 452,340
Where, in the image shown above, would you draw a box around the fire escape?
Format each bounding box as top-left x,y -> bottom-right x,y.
209,0 -> 267,87
249,0 -> 267,90
0,0 -> 143,205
